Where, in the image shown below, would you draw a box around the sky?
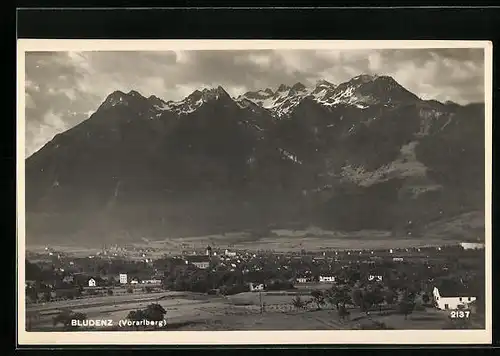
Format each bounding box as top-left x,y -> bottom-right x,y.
24,48 -> 485,157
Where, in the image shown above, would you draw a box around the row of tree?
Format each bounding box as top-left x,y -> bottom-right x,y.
292,284 -> 421,320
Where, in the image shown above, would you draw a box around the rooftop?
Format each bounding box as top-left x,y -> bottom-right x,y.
435,282 -> 477,297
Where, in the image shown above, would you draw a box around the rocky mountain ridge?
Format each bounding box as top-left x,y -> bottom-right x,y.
25,74 -> 485,245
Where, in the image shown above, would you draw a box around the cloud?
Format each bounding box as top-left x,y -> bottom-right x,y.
23,48 -> 484,157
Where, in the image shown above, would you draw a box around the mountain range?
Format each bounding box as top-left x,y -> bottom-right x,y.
25,74 -> 485,245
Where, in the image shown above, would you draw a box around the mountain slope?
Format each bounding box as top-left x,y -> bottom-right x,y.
24,75 -> 485,245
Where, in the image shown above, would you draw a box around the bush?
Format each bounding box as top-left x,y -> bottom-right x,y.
291,295 -> 305,310
127,287 -> 134,294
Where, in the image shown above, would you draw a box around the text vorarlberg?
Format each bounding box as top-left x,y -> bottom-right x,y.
71,319 -> 167,328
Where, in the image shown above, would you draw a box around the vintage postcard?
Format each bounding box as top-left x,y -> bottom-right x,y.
17,39 -> 492,345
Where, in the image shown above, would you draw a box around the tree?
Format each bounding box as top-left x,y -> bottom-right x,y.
107,276 -> 117,287
72,312 -> 87,326
325,288 -> 340,310
360,290 -> 375,315
384,289 -> 396,306
26,286 -> 38,302
311,290 -> 326,310
337,305 -> 350,322
370,289 -> 385,313
127,287 -> 134,294
53,310 -> 87,330
347,270 -> 361,285
291,295 -> 305,310
107,289 -> 114,296
41,291 -> 52,302
144,303 -> 167,328
422,293 -> 430,305
351,288 -> 364,309
53,309 -> 73,328
126,309 -> 147,330
397,298 -> 415,320
337,287 -> 352,308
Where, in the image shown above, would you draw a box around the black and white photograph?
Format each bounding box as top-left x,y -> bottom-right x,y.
17,40 -> 492,345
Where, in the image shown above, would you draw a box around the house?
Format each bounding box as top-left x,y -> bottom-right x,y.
296,277 -> 308,283
88,278 -> 97,287
85,276 -> 106,288
184,255 -> 210,269
319,276 -> 336,283
119,273 -> 128,284
368,275 -> 383,282
393,257 -> 404,262
459,242 -> 485,250
141,278 -> 162,285
225,249 -> 237,257
433,286 -> 476,310
249,282 -> 265,292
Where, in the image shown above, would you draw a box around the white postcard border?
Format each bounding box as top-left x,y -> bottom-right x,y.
16,39 -> 493,345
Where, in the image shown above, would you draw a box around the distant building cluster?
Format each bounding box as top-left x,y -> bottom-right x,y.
26,240 -> 484,315
459,242 -> 485,250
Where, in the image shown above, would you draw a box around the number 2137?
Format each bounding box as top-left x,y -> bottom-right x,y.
450,310 -> 470,318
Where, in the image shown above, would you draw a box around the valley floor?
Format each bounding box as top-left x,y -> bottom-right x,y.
25,289 -> 485,332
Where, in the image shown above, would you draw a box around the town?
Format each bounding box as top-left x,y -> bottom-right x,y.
25,241 -> 486,331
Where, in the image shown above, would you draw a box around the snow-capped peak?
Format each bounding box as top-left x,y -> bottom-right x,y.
237,82 -> 312,118
236,75 -> 417,116
98,74 -> 420,121
314,74 -> 418,108
240,88 -> 275,101
99,90 -> 146,110
311,80 -> 337,102
316,79 -> 334,87
237,80 -> 337,118
156,85 -> 233,116
291,82 -> 307,92
198,85 -> 231,101
351,73 -> 380,83
277,84 -> 291,93
148,95 -> 168,109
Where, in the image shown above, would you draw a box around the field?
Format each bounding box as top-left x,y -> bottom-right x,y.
26,288 -> 483,331
26,211 -> 484,255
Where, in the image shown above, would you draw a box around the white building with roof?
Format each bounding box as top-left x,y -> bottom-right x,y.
119,273 -> 128,284
459,242 -> 485,250
433,286 -> 476,310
